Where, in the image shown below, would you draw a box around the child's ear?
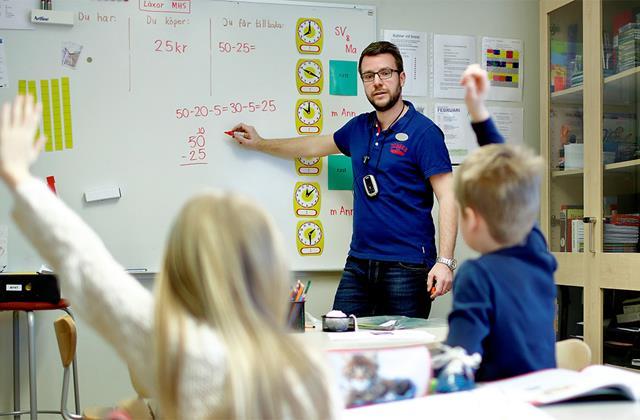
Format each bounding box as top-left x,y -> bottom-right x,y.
463,207 -> 479,230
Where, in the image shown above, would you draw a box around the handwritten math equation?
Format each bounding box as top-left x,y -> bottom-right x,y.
180,126 -> 207,166
175,100 -> 277,119
217,41 -> 256,54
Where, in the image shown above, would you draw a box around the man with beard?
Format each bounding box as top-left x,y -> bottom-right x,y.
230,41 -> 457,319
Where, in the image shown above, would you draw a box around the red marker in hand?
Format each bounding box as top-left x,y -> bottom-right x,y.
225,130 -> 246,139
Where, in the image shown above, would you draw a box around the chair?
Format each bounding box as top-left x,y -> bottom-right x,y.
0,299 -> 80,420
54,315 -> 81,420
556,338 -> 592,371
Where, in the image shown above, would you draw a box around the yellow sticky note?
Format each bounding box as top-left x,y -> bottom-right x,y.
40,80 -> 53,152
27,81 -> 41,140
18,80 -> 26,95
50,79 -> 63,151
61,77 -> 73,149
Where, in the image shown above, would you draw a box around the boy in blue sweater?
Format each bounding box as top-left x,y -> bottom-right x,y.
445,64 -> 558,381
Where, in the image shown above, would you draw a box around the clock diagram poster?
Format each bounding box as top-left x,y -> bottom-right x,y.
0,1 -> 376,271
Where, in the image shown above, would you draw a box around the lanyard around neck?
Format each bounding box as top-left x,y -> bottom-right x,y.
364,104 -> 406,170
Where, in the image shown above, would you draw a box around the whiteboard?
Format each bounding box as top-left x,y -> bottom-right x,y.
0,0 -> 376,271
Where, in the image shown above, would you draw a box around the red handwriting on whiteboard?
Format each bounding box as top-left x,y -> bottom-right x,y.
217,42 -> 256,54
140,0 -> 191,14
175,100 -> 277,119
334,25 -> 357,54
180,127 -> 207,166
154,40 -> 188,53
334,26 -> 351,41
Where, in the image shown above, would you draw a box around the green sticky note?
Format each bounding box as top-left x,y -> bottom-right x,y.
330,60 -> 358,96
328,155 -> 353,190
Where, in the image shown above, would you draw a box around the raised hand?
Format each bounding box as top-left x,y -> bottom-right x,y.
0,95 -> 45,189
460,64 -> 490,123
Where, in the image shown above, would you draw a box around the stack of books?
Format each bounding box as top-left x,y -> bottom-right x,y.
571,219 -> 584,253
602,112 -> 637,163
616,297 -> 640,324
605,213 -> 640,253
569,70 -> 583,87
617,22 -> 640,72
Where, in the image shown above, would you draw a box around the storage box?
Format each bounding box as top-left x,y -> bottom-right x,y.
564,144 -> 584,169
0,274 -> 60,303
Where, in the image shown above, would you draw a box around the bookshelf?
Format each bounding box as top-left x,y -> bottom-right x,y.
542,0 -> 640,371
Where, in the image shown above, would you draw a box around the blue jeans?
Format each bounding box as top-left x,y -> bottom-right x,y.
332,256 -> 432,318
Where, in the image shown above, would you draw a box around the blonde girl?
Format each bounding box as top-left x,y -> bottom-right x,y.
0,95 -> 336,419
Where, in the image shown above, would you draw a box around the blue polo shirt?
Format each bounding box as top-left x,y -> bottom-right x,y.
333,101 -> 451,264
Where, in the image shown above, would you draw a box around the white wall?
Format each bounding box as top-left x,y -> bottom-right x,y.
0,0 -> 540,414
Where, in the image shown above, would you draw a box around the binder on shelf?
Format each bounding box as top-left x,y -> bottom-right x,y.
559,205 -> 583,252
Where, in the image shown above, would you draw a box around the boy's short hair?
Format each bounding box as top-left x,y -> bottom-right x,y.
358,41 -> 404,74
455,144 -> 544,246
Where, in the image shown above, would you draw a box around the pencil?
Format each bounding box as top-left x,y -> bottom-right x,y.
303,280 -> 312,295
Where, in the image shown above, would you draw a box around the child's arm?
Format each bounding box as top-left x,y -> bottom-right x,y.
445,262 -> 491,357
0,96 -> 155,393
461,65 -> 556,257
460,64 -> 505,146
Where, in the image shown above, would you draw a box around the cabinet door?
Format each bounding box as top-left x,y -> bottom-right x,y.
600,0 -> 640,372
600,1 -> 640,257
546,1 -> 585,257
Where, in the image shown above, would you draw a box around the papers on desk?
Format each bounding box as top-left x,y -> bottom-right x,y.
327,329 -> 435,343
342,388 -> 552,420
480,365 -> 640,405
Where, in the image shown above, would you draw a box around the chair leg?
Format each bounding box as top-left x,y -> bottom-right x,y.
62,307 -> 80,415
12,311 -> 20,420
26,311 -> 37,420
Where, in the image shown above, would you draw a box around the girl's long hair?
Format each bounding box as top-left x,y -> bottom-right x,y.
154,192 -> 334,419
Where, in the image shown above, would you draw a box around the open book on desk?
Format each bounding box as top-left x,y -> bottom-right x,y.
481,364 -> 640,405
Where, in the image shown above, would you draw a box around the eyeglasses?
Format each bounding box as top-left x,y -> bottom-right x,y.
360,68 -> 400,83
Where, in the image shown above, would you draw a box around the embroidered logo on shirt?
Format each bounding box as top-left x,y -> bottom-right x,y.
390,143 -> 408,156
395,133 -> 409,141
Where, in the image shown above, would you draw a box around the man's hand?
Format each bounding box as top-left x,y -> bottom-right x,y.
0,95 -> 44,190
427,262 -> 453,299
229,123 -> 264,150
460,64 -> 490,123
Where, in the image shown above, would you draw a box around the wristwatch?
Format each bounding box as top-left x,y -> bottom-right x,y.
436,256 -> 457,271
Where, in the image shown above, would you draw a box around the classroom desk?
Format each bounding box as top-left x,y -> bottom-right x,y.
541,401 -> 640,419
341,392 -> 640,419
319,320 -> 640,419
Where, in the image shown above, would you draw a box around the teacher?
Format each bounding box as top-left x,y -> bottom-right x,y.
230,41 -> 457,318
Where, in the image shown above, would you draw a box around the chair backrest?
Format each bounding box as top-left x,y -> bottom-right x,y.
54,315 -> 77,368
54,315 -> 82,420
556,338 -> 591,371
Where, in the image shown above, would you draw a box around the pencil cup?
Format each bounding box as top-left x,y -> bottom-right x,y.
287,301 -> 305,332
